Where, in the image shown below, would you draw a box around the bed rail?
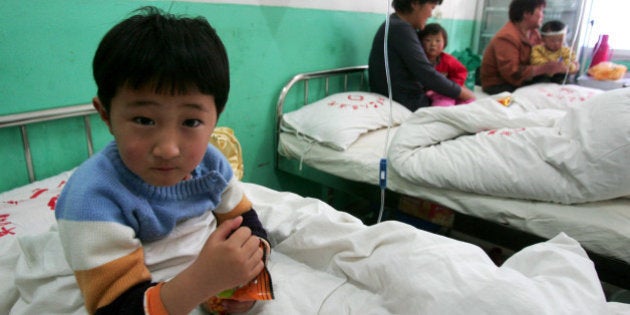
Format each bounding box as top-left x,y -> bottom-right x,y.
274,65 -> 369,168
275,65 -> 368,120
0,104 -> 98,183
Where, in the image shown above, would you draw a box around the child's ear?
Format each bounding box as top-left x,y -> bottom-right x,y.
92,97 -> 113,131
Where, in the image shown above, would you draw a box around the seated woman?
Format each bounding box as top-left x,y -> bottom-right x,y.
480,0 -> 567,94
368,0 -> 474,111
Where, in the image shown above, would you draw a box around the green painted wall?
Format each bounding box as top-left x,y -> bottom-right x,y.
0,1 -> 475,193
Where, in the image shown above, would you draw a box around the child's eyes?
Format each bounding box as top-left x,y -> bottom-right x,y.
130,117 -> 202,127
183,119 -> 202,128
132,117 -> 155,126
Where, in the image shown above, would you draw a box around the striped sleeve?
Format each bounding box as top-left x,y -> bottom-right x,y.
57,219 -> 151,314
144,282 -> 169,315
213,176 -> 252,215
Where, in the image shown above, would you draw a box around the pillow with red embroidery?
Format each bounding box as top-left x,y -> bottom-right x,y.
0,170 -> 73,239
280,92 -> 411,151
511,84 -> 602,111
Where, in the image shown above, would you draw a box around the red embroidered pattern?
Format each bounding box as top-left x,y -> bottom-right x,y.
0,213 -> 15,237
0,178 -> 67,238
539,86 -> 596,103
327,94 -> 386,110
486,128 -> 526,136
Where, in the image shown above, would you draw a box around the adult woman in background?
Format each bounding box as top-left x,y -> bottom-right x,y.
480,0 -> 567,94
368,0 -> 475,111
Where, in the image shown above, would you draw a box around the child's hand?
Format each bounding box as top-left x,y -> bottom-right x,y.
544,61 -> 567,76
160,217 -> 263,314
197,216 -> 265,296
458,86 -> 475,101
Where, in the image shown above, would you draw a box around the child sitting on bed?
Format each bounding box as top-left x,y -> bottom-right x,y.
55,6 -> 270,315
418,23 -> 471,106
530,20 -> 579,84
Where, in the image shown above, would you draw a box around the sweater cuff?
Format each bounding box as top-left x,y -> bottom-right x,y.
241,209 -> 268,242
144,282 -> 168,315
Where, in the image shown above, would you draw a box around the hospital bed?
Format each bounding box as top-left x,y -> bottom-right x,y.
2,102 -> 630,314
275,65 -> 630,290
5,96 -> 630,313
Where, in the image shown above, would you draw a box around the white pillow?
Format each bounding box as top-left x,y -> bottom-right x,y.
280,92 -> 411,151
0,170 -> 73,238
511,83 -> 602,111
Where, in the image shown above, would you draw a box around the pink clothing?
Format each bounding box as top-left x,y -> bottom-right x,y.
427,91 -> 455,106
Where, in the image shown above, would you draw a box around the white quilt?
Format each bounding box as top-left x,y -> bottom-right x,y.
1,172 -> 629,314
389,84 -> 630,204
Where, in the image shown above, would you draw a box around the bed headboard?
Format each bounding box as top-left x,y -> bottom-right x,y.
0,104 -> 100,192
274,65 -> 369,166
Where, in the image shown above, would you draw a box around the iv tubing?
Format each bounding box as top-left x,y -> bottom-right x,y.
377,1 -> 394,224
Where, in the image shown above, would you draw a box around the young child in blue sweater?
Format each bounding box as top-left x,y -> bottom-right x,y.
55,6 -> 270,315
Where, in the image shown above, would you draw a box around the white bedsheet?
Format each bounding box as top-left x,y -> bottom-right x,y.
1,172 -> 629,314
389,84 -> 629,204
278,120 -> 630,265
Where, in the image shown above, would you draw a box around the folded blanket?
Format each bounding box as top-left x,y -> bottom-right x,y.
389,85 -> 630,204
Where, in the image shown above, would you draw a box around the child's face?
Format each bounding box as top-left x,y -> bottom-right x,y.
95,84 -> 218,186
542,34 -> 564,52
421,33 -> 445,60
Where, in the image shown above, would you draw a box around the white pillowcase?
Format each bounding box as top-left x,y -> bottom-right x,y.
280,92 -> 411,151
0,170 -> 72,238
511,83 -> 602,111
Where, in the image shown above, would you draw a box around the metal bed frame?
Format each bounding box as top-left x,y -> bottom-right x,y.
274,65 -> 369,170
0,104 -> 97,183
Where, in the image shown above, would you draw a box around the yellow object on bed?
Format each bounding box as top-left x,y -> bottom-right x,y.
210,127 -> 244,180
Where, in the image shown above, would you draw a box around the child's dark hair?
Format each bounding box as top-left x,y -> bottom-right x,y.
392,0 -> 443,14
541,20 -> 566,34
418,23 -> 448,48
93,6 -> 230,115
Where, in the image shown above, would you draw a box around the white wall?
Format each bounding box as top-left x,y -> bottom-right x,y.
185,0 -> 478,19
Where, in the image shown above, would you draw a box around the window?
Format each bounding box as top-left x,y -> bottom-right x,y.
581,0 -> 630,60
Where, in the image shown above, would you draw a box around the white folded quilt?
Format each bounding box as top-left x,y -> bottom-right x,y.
250,183 -> 621,314
389,84 -> 630,204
